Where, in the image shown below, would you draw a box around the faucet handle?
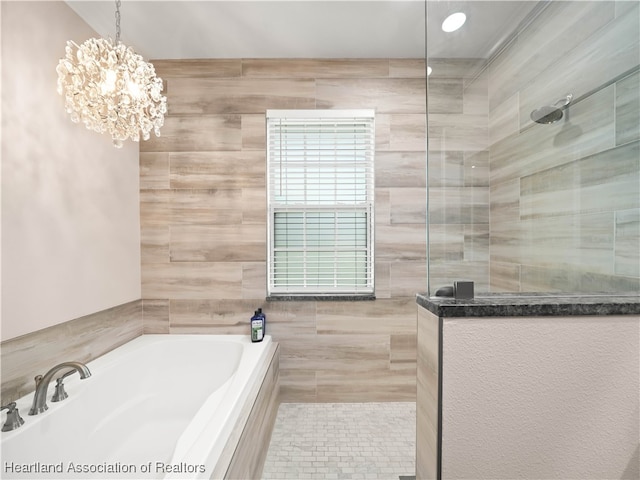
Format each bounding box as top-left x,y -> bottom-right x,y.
1,402 -> 25,432
51,370 -> 76,402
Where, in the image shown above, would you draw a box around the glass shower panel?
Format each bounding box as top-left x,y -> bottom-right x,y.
427,0 -> 640,296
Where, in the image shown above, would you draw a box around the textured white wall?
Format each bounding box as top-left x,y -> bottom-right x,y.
441,315 -> 640,479
1,2 -> 141,341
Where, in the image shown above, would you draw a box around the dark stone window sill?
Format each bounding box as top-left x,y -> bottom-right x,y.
266,295 -> 376,302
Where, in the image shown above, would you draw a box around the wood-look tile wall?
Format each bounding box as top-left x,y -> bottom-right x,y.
487,1 -> 640,293
1,300 -> 142,404
140,59 -> 427,402
427,60 -> 491,292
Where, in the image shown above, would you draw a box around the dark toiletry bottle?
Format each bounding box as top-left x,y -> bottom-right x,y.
251,309 -> 264,343
257,307 -> 266,335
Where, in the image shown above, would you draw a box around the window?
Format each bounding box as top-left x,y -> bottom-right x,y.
266,110 -> 375,297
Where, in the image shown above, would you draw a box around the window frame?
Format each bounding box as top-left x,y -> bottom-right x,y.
266,109 -> 376,298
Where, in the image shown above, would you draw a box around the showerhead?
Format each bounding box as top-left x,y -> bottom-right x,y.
530,94 -> 573,124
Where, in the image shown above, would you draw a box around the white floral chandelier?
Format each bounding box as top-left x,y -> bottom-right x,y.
56,0 -> 167,148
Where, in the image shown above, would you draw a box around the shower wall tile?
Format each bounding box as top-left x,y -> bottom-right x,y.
170,151 -> 265,189
520,265 -> 640,294
519,213 -> 615,274
376,151 -> 426,188
487,2 -> 639,294
1,300 -> 142,404
389,262 -> 428,297
140,115 -> 242,152
428,187 -> 490,224
426,78 -> 463,114
489,262 -> 521,293
464,150 -> 489,187
616,70 -> 640,146
520,141 -> 640,219
517,4 -> 639,129
487,1 -> 615,111
390,187 -> 427,224
428,150 -> 464,187
140,58 -> 425,402
428,224 -> 464,262
427,58 -> 486,79
377,224 -> 427,261
464,224 -> 490,262
489,93 -> 519,147
463,72 -> 488,115
428,113 -> 488,152
615,209 -> 640,277
429,261 -> 490,292
490,85 -> 616,186
616,0 -> 638,17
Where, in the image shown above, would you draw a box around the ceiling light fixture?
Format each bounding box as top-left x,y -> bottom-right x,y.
427,66 -> 433,76
442,12 -> 467,33
56,0 -> 167,148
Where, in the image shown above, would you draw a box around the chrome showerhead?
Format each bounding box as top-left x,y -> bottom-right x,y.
530,94 -> 573,124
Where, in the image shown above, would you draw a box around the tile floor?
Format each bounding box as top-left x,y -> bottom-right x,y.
262,402 -> 416,480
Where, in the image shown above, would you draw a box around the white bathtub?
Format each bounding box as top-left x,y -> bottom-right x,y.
1,334 -> 273,480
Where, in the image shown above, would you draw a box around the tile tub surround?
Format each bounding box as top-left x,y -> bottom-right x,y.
415,299 -> 640,479
0,300 -> 142,404
262,402 -> 416,480
216,343 -> 280,480
140,58 -> 429,402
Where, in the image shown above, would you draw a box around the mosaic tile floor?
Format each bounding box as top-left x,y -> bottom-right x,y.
262,402 -> 416,480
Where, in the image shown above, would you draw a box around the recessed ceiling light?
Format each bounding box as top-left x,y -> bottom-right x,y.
442,12 -> 466,33
427,66 -> 433,76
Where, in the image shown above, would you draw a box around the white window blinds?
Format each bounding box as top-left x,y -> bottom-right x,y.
266,110 -> 375,296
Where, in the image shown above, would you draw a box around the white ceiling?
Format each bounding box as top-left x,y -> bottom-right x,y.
66,0 -> 539,60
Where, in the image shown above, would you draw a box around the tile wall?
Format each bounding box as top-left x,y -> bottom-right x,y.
1,300 -> 142,404
140,59 -> 432,402
487,1 -> 640,293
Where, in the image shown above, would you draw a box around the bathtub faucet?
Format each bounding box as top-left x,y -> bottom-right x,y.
28,362 -> 91,415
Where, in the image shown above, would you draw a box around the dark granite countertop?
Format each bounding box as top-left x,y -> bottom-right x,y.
416,292 -> 640,317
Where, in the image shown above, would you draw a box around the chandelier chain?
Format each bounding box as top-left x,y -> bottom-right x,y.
115,0 -> 121,43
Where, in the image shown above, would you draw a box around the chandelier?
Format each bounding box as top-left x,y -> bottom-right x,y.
56,0 -> 167,148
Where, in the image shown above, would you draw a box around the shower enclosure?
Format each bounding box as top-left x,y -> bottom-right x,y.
426,0 -> 640,296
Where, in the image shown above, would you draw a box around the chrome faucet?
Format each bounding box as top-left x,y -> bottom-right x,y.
29,362 -> 91,415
